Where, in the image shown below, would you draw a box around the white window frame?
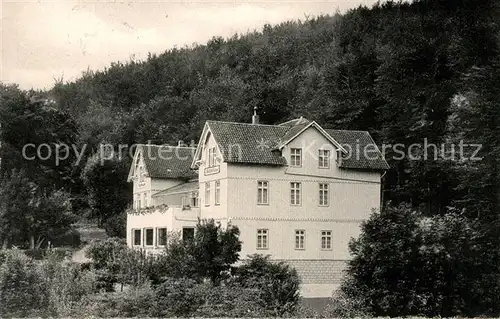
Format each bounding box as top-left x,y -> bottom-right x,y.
132,228 -> 142,246
143,192 -> 148,208
318,149 -> 330,168
205,182 -> 210,206
290,182 -> 301,206
257,229 -> 269,250
215,180 -> 220,205
257,181 -> 269,205
319,183 -> 329,207
295,230 -> 306,250
321,230 -> 332,250
208,147 -> 217,167
144,228 -> 154,247
157,227 -> 168,247
191,192 -> 199,208
290,148 -> 302,167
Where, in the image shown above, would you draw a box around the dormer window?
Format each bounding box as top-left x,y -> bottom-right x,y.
290,148 -> 302,167
318,149 -> 330,168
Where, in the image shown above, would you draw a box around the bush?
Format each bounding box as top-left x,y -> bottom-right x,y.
343,204 -> 500,317
152,277 -> 203,316
85,237 -> 127,269
40,257 -> 97,316
24,247 -> 72,261
79,284 -> 156,317
0,250 -> 50,317
193,282 -> 270,317
86,237 -> 128,291
233,254 -> 301,316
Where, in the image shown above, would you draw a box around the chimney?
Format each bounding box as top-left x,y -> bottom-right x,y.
252,106 -> 260,125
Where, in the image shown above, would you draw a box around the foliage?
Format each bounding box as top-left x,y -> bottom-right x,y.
344,204 -> 500,317
81,152 -> 131,236
192,282 -> 270,317
0,249 -> 97,317
0,169 -> 76,249
85,237 -> 128,291
0,250 -> 50,317
190,219 -> 242,284
233,254 -> 301,316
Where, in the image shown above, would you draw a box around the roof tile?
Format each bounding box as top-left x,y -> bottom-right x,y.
140,145 -> 197,179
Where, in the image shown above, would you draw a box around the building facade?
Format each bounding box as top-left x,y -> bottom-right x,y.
126,116 -> 389,297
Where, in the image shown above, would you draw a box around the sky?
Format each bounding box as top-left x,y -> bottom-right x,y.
1,0 -> 378,90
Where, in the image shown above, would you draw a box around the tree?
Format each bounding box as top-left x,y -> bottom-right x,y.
0,169 -> 36,248
233,254 -> 301,316
26,189 -> 75,249
190,219 -> 241,285
344,204 -> 500,317
81,151 -> 131,236
0,169 -> 76,249
0,85 -> 78,190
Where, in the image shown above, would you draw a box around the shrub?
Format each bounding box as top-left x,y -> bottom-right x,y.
0,250 -> 50,317
344,204 -> 500,317
85,237 -> 127,269
80,284 -> 156,317
86,237 -> 128,291
193,282 -> 270,317
40,257 -> 97,316
152,277 -> 203,316
233,254 -> 301,316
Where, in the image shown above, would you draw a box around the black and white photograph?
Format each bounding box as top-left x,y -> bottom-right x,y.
0,0 -> 499,317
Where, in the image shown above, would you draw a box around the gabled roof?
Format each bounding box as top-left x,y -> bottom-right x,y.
191,118 -> 389,171
130,145 -> 197,181
152,181 -> 199,197
204,121 -> 288,166
277,120 -> 347,153
325,129 -> 390,171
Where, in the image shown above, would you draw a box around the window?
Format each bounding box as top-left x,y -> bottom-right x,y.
182,227 -> 195,242
257,181 -> 269,205
319,149 -> 330,168
132,229 -> 141,246
257,229 -> 269,249
139,165 -> 145,182
319,183 -> 329,206
144,228 -> 154,246
205,182 -> 210,206
290,148 -> 302,167
295,230 -> 305,250
290,182 -> 301,206
143,193 -> 148,208
208,147 -> 217,167
215,180 -> 220,205
191,192 -> 199,207
134,194 -> 138,209
321,230 -> 332,250
157,228 -> 168,246
137,195 -> 141,210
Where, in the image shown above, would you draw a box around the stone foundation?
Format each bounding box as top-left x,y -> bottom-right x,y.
276,259 -> 348,298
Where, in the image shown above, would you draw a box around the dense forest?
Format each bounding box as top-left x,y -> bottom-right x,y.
1,0 -> 499,243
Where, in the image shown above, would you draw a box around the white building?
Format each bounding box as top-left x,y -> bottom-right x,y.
126,115 -> 389,297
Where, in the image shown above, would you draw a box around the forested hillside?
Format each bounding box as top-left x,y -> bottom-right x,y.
1,0 -> 499,243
